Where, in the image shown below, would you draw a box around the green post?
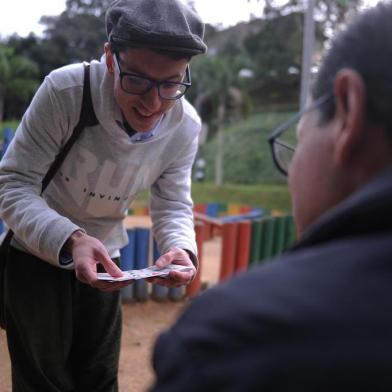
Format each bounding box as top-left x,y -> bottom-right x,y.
284,215 -> 297,250
260,217 -> 276,261
273,216 -> 286,256
249,220 -> 262,266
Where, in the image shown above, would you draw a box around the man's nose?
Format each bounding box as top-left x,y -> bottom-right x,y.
141,84 -> 162,111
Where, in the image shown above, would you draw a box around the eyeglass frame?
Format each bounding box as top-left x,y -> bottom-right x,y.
112,52 -> 192,100
267,93 -> 333,176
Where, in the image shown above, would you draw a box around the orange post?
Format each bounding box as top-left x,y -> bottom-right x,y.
193,204 -> 207,214
239,205 -> 251,214
187,223 -> 206,298
219,222 -> 238,282
235,220 -> 251,273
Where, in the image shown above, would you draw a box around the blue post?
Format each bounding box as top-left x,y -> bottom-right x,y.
169,286 -> 185,302
0,219 -> 4,235
151,241 -> 169,302
168,241 -> 185,301
134,228 -> 150,302
1,127 -> 14,159
120,229 -> 135,302
206,203 -> 219,218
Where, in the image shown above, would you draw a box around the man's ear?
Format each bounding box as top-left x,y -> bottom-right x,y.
104,43 -> 114,74
332,69 -> 366,165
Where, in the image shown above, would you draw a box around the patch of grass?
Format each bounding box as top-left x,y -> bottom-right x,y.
133,182 -> 292,214
191,182 -> 292,213
201,110 -> 295,185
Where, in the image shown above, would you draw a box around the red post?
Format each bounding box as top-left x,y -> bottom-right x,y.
235,221 -> 251,273
186,223 -> 206,298
219,222 -> 238,282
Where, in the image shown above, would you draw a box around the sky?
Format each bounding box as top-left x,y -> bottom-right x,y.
0,0 -> 382,39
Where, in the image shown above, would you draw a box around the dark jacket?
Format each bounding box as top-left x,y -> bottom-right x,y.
151,166 -> 392,392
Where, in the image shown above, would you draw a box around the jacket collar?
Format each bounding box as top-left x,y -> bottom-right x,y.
293,165 -> 392,250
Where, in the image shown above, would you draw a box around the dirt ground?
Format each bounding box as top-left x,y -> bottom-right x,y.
0,217 -> 222,392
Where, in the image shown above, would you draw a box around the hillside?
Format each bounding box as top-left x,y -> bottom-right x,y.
197,110 -> 294,185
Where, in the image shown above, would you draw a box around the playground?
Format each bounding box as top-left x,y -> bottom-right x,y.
0,128 -> 294,391
0,205 -> 294,391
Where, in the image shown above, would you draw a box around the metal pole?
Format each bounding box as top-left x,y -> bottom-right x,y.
215,96 -> 225,187
300,0 -> 315,110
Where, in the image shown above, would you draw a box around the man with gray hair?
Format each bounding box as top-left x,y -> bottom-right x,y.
0,0 -> 206,390
151,2 -> 392,391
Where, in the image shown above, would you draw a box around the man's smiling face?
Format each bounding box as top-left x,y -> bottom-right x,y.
106,47 -> 189,132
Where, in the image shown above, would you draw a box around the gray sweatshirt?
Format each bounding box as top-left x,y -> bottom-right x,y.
0,57 -> 200,268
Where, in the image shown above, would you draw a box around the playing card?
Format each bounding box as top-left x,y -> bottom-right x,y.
97,264 -> 194,282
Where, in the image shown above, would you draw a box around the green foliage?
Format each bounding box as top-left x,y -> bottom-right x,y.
244,12 -> 303,80
188,54 -> 249,127
40,12 -> 107,64
199,110 -> 295,185
0,44 -> 39,121
0,0 -> 364,127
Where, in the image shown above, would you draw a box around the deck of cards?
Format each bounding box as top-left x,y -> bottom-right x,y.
97,264 -> 194,282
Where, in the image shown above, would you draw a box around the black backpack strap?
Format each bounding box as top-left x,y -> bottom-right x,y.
2,64 -> 97,242
0,62 -> 98,330
42,62 -> 98,191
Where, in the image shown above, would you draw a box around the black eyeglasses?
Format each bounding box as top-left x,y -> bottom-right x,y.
113,53 -> 191,100
267,93 -> 333,176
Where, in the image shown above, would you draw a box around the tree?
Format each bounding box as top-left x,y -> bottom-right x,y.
7,0 -> 112,83
40,0 -> 110,65
64,0 -> 113,17
188,54 -> 250,185
0,45 -> 39,121
259,0 -> 363,28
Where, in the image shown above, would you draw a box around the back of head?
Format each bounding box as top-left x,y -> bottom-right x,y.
105,0 -> 208,59
312,1 -> 392,142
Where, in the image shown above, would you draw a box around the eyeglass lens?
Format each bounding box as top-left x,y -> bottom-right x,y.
273,120 -> 298,174
121,75 -> 187,98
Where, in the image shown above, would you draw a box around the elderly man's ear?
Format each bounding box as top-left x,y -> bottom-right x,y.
332,69 -> 367,166
104,43 -> 114,74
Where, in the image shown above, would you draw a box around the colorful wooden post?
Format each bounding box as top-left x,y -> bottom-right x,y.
120,229 -> 135,302
284,215 -> 297,249
260,218 -> 276,261
249,220 -> 262,265
219,222 -> 238,282
273,216 -> 286,256
151,241 -> 169,302
186,223 -> 206,298
134,228 -> 150,302
235,221 -> 251,273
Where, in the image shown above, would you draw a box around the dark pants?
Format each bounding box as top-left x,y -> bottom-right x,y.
4,246 -> 122,392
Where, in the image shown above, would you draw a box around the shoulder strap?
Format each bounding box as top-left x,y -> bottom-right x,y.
41,62 -> 98,192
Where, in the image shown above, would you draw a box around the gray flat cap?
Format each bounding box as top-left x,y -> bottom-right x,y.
106,0 -> 208,55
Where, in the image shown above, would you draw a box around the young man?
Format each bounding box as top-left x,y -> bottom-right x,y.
0,0 -> 207,390
151,2 -> 392,391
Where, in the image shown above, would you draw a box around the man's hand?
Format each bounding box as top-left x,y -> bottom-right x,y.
66,230 -> 132,291
146,247 -> 197,288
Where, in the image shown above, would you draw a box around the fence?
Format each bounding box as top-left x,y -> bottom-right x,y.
193,212 -> 296,287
